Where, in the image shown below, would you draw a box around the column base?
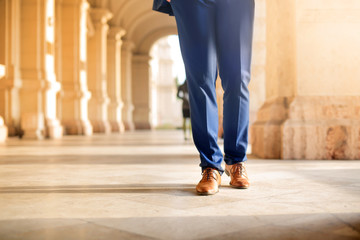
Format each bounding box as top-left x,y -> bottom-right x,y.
22,129 -> 44,139
20,113 -> 45,140
0,116 -> 8,142
134,122 -> 152,130
6,123 -> 22,137
133,107 -> 152,130
281,96 -> 360,160
251,96 -> 360,160
62,119 -> 93,136
91,120 -> 111,134
123,120 -> 135,131
122,103 -> 135,131
110,121 -> 124,133
45,119 -> 63,139
250,97 -> 292,159
108,102 -> 124,133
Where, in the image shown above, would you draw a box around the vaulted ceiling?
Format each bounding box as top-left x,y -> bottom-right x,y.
89,0 -> 177,54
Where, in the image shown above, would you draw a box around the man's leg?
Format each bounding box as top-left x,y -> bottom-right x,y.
215,0 -> 255,166
171,0 -> 223,173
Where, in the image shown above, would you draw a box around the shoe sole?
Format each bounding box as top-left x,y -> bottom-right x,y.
196,189 -> 219,195
196,185 -> 220,195
229,184 -> 249,189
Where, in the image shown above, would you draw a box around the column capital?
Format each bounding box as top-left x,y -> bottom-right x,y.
108,26 -> 126,40
122,40 -> 135,52
82,0 -> 90,10
133,54 -> 152,63
89,8 -> 113,24
60,0 -> 89,8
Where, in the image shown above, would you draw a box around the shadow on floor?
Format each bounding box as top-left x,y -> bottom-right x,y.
0,154 -> 197,165
0,213 -> 359,240
0,183 -> 196,195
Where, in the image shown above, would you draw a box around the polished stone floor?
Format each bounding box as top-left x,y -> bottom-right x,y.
0,130 -> 359,240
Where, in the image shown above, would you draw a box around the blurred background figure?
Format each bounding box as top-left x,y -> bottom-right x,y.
177,79 -> 191,140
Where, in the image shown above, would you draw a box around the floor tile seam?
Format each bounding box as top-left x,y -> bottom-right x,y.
264,198 -> 359,204
113,197 -> 195,214
329,213 -> 360,235
0,219 -> 90,237
193,222 -> 275,240
79,218 -> 161,239
183,211 -> 331,218
23,221 -> 147,237
249,212 -> 359,233
262,221 -> 339,235
241,190 -> 305,200
0,187 -> 199,194
101,195 -> 194,213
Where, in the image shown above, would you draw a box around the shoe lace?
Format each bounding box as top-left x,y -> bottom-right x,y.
231,163 -> 246,178
202,168 -> 217,181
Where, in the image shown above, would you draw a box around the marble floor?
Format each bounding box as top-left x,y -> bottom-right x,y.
0,130 -> 359,240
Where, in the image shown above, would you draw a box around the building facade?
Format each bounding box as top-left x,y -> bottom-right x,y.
0,0 -> 359,159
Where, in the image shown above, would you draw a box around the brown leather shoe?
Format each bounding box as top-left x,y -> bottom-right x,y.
196,168 -> 221,195
225,162 -> 250,189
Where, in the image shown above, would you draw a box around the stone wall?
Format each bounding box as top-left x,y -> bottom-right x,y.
251,0 -> 360,160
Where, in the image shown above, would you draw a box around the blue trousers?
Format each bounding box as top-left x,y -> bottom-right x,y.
170,0 -> 255,174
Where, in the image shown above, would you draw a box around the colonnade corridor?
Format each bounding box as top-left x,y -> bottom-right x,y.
0,130 -> 359,239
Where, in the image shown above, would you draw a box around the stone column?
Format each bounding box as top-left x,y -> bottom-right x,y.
132,54 -> 152,130
0,0 -> 21,137
121,40 -> 135,131
251,0 -> 360,160
55,0 -> 92,135
18,0 -> 63,139
87,8 -> 112,133
107,26 -> 125,132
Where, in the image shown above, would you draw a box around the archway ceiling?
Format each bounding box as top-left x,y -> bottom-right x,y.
101,0 -> 178,53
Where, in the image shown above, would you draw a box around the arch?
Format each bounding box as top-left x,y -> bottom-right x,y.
109,0 -> 179,129
125,13 -> 176,45
112,1 -> 130,25
112,1 -> 149,27
137,26 -> 178,54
